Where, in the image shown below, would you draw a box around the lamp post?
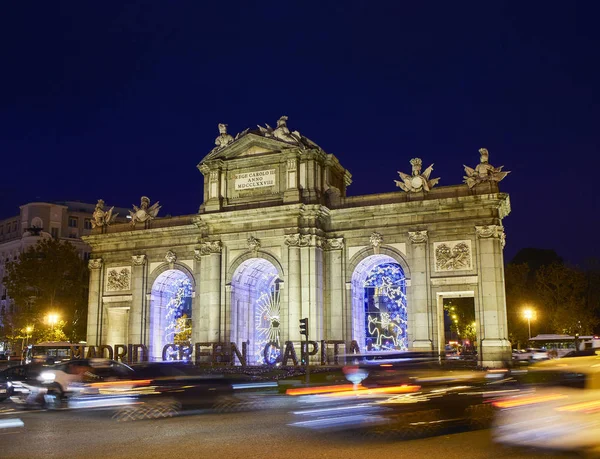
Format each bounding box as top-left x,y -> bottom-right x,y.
523,309 -> 534,340
46,313 -> 59,337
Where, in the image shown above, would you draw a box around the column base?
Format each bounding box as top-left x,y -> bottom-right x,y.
411,339 -> 433,351
480,339 -> 512,368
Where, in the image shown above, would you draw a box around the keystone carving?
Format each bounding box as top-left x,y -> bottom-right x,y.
165,250 -> 177,264
247,236 -> 261,253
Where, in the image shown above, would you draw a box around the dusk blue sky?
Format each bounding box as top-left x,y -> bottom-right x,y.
1,2 -> 598,265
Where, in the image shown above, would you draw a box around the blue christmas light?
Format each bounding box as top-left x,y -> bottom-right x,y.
363,263 -> 407,351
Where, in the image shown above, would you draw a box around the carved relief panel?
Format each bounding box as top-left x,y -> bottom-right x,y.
105,266 -> 131,292
433,240 -> 472,272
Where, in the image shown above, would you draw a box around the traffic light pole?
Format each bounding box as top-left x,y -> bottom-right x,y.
299,318 -> 309,385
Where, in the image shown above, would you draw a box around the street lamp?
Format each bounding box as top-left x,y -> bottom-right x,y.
46,313 -> 59,336
523,309 -> 534,340
25,326 -> 33,347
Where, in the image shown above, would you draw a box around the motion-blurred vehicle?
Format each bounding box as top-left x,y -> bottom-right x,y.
1,364 -> 49,407
511,348 -> 548,362
493,355 -> 600,455
39,358 -> 135,399
290,352 -> 515,436
70,362 -> 236,420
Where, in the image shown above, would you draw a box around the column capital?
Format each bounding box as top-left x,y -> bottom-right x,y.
323,237 -> 344,251
195,240 -> 222,259
408,230 -> 428,244
284,233 -> 324,248
131,254 -> 146,266
475,225 -> 505,247
88,258 -> 103,269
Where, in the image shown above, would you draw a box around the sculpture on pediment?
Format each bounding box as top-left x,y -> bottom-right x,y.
214,123 -> 234,150
257,116 -> 320,149
395,158 -> 440,193
463,148 -> 510,189
91,199 -> 118,229
129,196 -> 161,227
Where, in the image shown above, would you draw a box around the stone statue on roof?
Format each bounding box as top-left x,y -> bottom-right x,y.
129,196 -> 161,227
214,123 -> 234,150
463,148 -> 510,188
91,199 -> 118,228
257,116 -> 319,149
395,158 -> 440,193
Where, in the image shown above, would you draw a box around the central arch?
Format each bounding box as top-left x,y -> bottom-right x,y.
230,258 -> 281,365
351,254 -> 408,352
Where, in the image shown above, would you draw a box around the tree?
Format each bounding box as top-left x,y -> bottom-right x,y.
535,263 -> 598,335
504,263 -> 533,348
444,298 -> 476,344
2,238 -> 89,344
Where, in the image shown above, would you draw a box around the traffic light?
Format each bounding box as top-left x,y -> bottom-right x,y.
299,318 -> 308,337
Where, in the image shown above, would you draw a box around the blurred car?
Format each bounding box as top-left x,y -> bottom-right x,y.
512,348 -> 548,362
1,364 -> 49,407
562,348 -> 598,358
493,355 -> 600,455
290,353 -> 516,436
38,358 -> 135,399
70,362 -> 236,420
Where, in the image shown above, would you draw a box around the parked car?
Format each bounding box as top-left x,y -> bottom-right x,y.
493,355 -> 600,455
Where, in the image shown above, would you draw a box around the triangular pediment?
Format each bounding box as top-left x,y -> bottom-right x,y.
199,133 -> 300,165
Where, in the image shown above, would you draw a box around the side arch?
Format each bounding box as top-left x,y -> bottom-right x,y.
346,246 -> 411,283
147,262 -> 196,294
226,250 -> 284,285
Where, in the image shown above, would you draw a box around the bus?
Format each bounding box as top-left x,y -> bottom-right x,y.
24,341 -> 75,364
528,334 -> 600,358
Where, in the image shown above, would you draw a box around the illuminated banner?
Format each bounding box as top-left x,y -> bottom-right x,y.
234,169 -> 276,190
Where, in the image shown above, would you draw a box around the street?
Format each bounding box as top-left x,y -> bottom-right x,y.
0,400 -> 580,459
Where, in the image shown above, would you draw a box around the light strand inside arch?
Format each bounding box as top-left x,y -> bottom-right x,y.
363,263 -> 408,351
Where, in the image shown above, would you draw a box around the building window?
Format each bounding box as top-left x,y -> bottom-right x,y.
84,218 -> 92,230
68,217 -> 78,228
51,227 -> 59,239
0,226 -> 3,235
12,222 -> 17,232
31,217 -> 43,229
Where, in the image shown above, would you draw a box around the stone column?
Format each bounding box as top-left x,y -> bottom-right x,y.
284,234 -> 302,342
198,241 -> 222,343
192,250 -> 204,343
475,225 -> 511,367
324,238 -> 345,340
86,259 -> 103,346
283,156 -> 301,203
129,255 -> 146,345
300,235 -> 324,343
408,231 -> 432,350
